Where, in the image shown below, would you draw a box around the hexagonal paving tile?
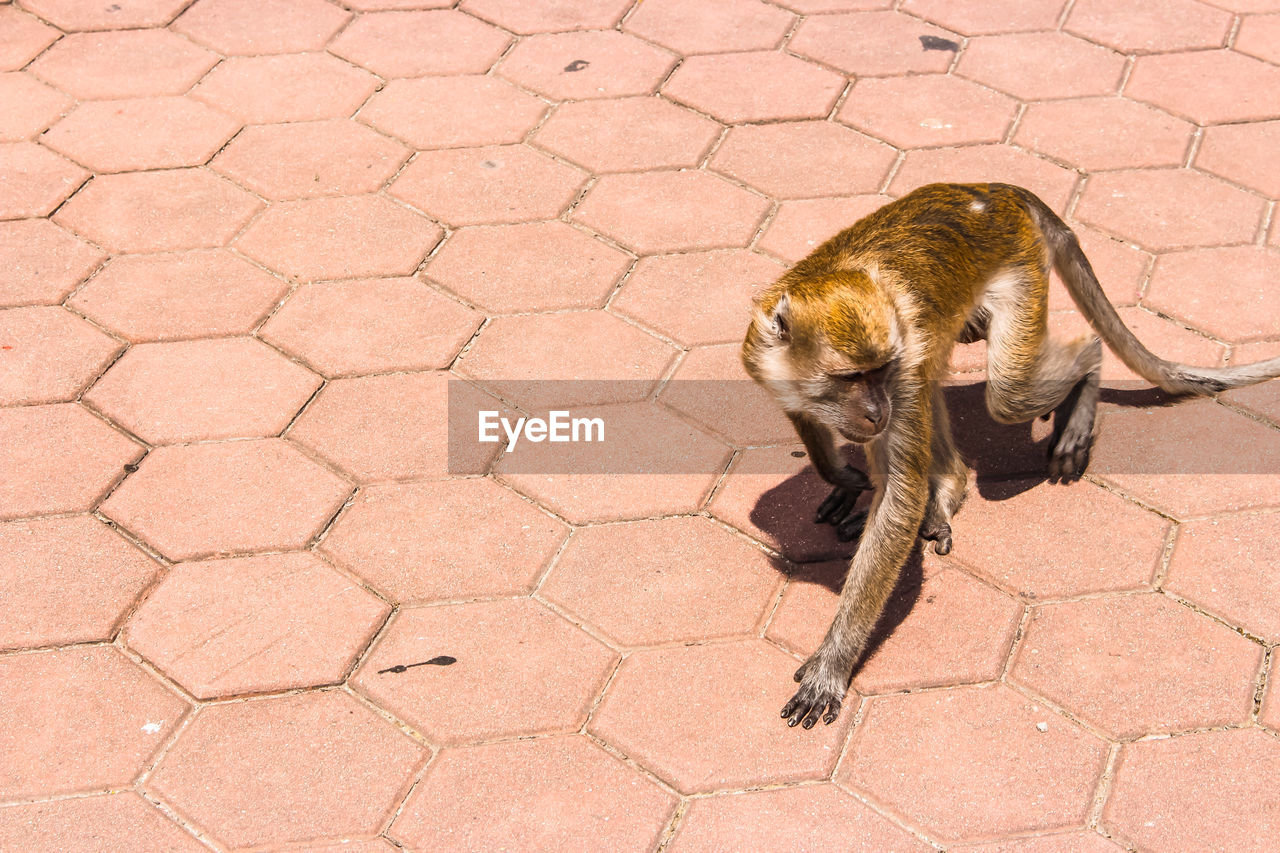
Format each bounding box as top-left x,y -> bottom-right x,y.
1196,119 -> 1280,198
889,145 -> 1079,214
838,74 -> 1018,150
659,343 -> 795,447
460,0 -> 633,33
0,7 -> 58,72
0,515 -> 160,650
192,53 -> 380,125
1126,50 -> 1280,124
1264,658 -> 1280,731
533,97 -> 720,174
611,248 -> 784,346
54,169 -> 262,254
0,645 -> 186,800
1222,340 -> 1280,425
360,75 -> 547,150
320,478 -> 568,603
126,552 -> 389,698
1012,593 -> 1261,738
496,30 -> 677,101
1236,11 -> 1280,64
949,832 -> 1126,853
574,170 -> 769,254
29,30 -> 217,99
542,516 -> 782,646
236,195 -> 442,281
661,51 -> 845,124
68,249 -> 287,342
0,219 -> 103,308
1047,306 -> 1226,383
0,72 -> 72,142
84,337 -> 319,444
1104,729 -> 1280,852
0,305 -> 122,405
21,0 -> 190,30
0,792 -> 206,852
331,9 -> 511,78
147,691 -> 425,850
711,121 -> 895,199
1053,225 -> 1150,310
1074,169 -> 1265,251
1014,97 -> 1193,172
1166,512 -> 1280,642
260,277 -> 481,377
428,222 -> 631,313
839,684 -> 1107,843
902,0 -> 1064,34
670,785 -> 932,853
173,0 -> 352,54
0,403 -> 142,520
100,439 -> 351,561
758,195 -> 893,264
390,145 -> 587,227
354,598 -> 618,743
958,32 -> 1125,100
211,119 -> 409,201
791,10 -> 958,76
1065,0 -> 1232,53
623,0 -> 794,54
589,639 -> 853,794
1144,247 -> 1280,343
0,141 -> 87,219
390,736 -> 677,851
42,96 -> 239,173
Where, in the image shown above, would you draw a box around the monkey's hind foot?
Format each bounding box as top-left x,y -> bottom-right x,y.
918,519 -> 954,555
781,657 -> 848,729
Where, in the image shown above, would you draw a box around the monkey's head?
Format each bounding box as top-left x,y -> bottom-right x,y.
743,270 -> 901,443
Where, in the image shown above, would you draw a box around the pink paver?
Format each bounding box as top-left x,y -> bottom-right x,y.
658,342 -> 797,446
624,0 -> 795,54
1013,97 -> 1194,171
0,72 -> 72,142
0,7 -> 59,72
0,141 -> 87,219
29,29 -> 217,99
1196,119 -> 1280,198
1166,512 -> 1280,642
461,0 -> 633,34
758,195 -> 894,263
498,31 -> 677,100
0,792 -> 206,852
1126,49 -> 1280,123
1065,0 -> 1232,53
172,0 -> 351,54
903,0 -> 1065,34
840,74 -> 1018,149
1144,246 -> 1280,343
662,51 -> 846,124
959,32 -> 1126,100
0,219 -> 103,307
22,0 -> 190,31
890,145 -> 1080,213
791,10 -> 959,76
360,75 -> 547,150
533,97 -> 721,174
192,53 -> 379,125
0,305 -> 122,405
330,9 -> 511,78
711,121 -> 896,199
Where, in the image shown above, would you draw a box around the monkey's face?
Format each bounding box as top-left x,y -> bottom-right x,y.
827,363 -> 893,442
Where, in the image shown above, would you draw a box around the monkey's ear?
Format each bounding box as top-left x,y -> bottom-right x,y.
769,293 -> 792,343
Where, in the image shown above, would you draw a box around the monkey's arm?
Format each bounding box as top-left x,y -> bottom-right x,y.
787,411 -> 872,541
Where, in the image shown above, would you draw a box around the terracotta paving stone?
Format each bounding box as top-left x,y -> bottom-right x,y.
1196,119 -> 1280,198
172,0 -> 352,55
125,552 -> 389,698
28,30 -> 216,100
958,32 -> 1125,100
1091,399 -> 1280,517
68,249 -> 286,342
83,337 -> 320,444
1235,12 -> 1280,64
1126,50 -> 1280,124
950,479 -> 1168,600
903,0 -> 1066,34
589,639 -> 853,794
659,343 -> 796,447
711,121 -> 895,200
495,400 -> 732,523
330,9 -> 511,79
1144,247 -> 1280,343
1104,728 -> 1280,852
1014,97 -> 1193,172
0,141 -> 87,219
790,11 -> 958,77
840,685 -> 1107,842
541,516 -> 781,646
0,72 -> 71,141
496,31 -> 677,101
0,6 -> 59,72
670,785 -> 932,853
320,478 -> 568,603
308,842 -> 399,853
1265,659 -> 1280,731
574,170 -> 769,254
1166,512 -> 1280,641
54,169 -> 262,254
21,0 -> 190,30
0,645 -> 186,800
360,75 -> 547,150
661,51 -> 845,124
391,736 -> 676,851
260,277 -> 481,376
354,598 -> 618,743
611,248 -> 784,346
0,403 -> 141,519
1065,0 -> 1233,53
390,145 -> 587,227
0,305 -> 121,405
1048,225 -> 1150,311
460,0 -> 633,33
839,74 -> 1017,150
147,691 -> 425,849
1075,169 -> 1265,251
889,145 -> 1079,213
236,195 -> 442,281
765,559 -> 850,654
758,195 -> 893,263
0,515 -> 160,651
100,439 -> 351,561
623,0 -> 794,54
1222,339 -> 1280,424
533,97 -> 721,173
950,832 -> 1126,852
1012,593 -> 1261,738
42,96 -> 239,174
1047,306 -> 1227,382
0,792 -> 206,852
192,53 -> 379,125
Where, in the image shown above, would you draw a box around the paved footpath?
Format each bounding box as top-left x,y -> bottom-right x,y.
3,0 -> 1280,850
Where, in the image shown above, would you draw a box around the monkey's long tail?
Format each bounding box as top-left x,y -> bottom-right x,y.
1016,188 -> 1280,395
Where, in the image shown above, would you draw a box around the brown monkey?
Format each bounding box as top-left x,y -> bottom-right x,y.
742,182 -> 1280,728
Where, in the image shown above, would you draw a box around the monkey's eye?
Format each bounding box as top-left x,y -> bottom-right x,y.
833,371 -> 866,383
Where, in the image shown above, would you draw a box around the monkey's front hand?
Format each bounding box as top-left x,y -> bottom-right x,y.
814,465 -> 870,542
780,656 -> 849,729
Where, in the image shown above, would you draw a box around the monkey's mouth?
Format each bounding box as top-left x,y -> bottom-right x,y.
838,425 -> 880,443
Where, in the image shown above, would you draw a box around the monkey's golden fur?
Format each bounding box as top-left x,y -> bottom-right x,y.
743,183 -> 1280,728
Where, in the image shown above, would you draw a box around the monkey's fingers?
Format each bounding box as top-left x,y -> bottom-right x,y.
815,487 -> 853,524
836,509 -> 867,542
781,687 -> 843,729
920,520 -> 953,555
840,464 -> 872,492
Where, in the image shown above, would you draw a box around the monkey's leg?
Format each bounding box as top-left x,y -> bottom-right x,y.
919,388 -> 968,555
788,412 -> 871,541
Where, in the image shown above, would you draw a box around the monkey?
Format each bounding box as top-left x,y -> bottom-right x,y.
742,182 -> 1280,729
